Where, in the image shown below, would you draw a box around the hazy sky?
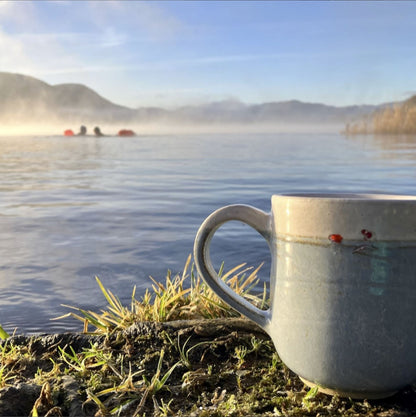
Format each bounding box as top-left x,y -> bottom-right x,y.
0,1 -> 415,108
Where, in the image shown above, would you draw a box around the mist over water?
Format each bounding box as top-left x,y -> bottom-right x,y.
0,120 -> 344,137
0,132 -> 415,334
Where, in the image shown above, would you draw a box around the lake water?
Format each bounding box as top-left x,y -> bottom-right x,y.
1,132 -> 415,334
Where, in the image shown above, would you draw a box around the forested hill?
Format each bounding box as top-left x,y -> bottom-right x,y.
345,95 -> 416,134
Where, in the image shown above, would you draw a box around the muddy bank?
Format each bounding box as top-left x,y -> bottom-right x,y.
0,318 -> 415,416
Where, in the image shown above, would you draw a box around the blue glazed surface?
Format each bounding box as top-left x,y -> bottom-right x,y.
270,238 -> 416,394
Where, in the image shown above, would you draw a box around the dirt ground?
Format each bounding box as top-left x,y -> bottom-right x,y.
0,318 -> 415,417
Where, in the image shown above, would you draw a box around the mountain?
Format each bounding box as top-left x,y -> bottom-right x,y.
0,72 -> 383,130
0,72 -> 135,124
190,99 -> 377,125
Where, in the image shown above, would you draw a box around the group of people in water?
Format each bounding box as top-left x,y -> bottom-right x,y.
64,125 -> 135,137
80,125 -> 103,136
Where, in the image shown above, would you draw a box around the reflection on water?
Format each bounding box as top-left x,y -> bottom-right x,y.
0,132 -> 415,334
347,134 -> 416,160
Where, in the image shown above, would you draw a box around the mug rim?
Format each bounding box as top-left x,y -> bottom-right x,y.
275,192 -> 416,201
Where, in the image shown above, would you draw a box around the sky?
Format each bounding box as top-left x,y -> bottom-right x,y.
0,1 -> 415,109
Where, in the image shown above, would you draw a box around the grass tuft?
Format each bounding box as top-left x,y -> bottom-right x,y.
56,254 -> 268,334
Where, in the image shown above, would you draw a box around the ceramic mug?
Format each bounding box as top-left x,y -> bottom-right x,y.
194,193 -> 416,399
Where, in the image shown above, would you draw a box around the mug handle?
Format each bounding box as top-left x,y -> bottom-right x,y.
194,204 -> 272,330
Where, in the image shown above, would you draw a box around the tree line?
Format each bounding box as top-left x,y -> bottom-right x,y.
345,96 -> 416,134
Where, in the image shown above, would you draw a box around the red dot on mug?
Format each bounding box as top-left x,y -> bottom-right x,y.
329,234 -> 343,243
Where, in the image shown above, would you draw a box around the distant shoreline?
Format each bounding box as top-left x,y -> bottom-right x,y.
0,72 -> 384,136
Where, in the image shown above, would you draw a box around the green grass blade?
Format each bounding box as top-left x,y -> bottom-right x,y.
0,325 -> 10,340
95,276 -> 122,312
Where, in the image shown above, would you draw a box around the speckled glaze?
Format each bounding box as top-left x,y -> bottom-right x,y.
194,193 -> 416,398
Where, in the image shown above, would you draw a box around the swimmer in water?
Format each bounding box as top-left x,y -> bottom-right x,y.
77,125 -> 87,135
94,126 -> 104,137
